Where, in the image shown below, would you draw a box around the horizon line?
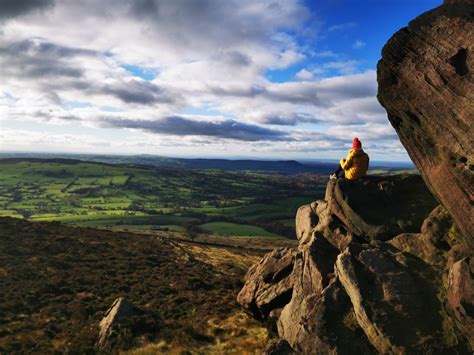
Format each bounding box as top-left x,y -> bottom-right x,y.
0,150 -> 414,164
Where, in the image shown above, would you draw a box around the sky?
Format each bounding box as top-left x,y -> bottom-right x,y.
0,0 -> 442,161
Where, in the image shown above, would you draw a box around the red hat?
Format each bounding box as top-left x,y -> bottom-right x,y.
353,137 -> 362,149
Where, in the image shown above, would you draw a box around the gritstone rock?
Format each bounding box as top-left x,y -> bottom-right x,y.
377,0 -> 474,243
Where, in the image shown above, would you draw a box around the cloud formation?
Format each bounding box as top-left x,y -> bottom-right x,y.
99,116 -> 290,141
0,0 -> 405,160
0,0 -> 54,20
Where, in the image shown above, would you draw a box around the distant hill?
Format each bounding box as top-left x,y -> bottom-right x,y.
0,152 -> 334,173
0,152 -> 414,174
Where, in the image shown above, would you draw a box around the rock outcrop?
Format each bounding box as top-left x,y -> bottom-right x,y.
97,298 -> 142,350
322,175 -> 437,242
238,175 -> 472,353
240,2 -> 474,351
237,248 -> 297,320
377,0 -> 474,242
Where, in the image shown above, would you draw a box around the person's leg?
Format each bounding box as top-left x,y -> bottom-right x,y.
330,159 -> 345,179
333,164 -> 343,177
338,159 -> 346,177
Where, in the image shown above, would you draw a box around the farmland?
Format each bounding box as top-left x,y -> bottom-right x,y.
0,159 -> 328,238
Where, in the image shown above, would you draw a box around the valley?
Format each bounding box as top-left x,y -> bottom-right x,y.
0,158 -> 328,239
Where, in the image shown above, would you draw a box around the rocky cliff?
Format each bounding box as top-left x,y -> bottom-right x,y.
239,1 -> 473,352
238,176 -> 472,353
377,0 -> 474,242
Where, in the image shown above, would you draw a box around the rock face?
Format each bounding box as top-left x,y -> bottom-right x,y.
335,243 -> 444,353
238,176 -> 472,353
237,248 -> 296,320
324,175 -> 437,242
377,0 -> 474,242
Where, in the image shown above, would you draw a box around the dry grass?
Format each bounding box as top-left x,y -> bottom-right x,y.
0,217 -> 279,353
185,244 -> 262,270
128,311 -> 270,355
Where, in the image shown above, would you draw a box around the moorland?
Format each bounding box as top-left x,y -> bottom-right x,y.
0,217 -> 297,353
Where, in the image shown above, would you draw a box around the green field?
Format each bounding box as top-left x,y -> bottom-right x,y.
0,159 -> 327,238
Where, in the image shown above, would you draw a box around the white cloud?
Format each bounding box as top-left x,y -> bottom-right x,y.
295,69 -> 315,81
327,22 -> 357,32
0,0 -> 406,160
353,40 -> 366,49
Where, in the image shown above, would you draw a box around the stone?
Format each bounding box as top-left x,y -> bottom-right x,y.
326,175 -> 438,241
389,205 -> 453,265
447,257 -> 474,348
239,175 -> 472,352
377,0 -> 474,242
335,243 -> 447,353
277,233 -> 339,348
313,199 -> 356,251
96,297 -> 142,349
295,202 -> 318,245
283,279 -> 375,354
237,248 -> 296,320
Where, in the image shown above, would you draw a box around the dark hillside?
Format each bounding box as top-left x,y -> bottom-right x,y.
0,153 -> 336,174
0,218 -> 273,353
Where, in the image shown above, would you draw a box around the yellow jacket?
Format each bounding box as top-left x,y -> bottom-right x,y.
340,148 -> 369,180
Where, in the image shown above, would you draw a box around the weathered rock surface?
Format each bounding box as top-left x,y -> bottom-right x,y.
389,205 -> 453,266
238,176 -> 472,353
377,0 -> 474,242
298,175 -> 437,246
240,1 -> 474,352
335,243 -> 445,353
447,257 -> 474,348
237,248 -> 297,320
96,298 -> 142,350
277,233 -> 339,349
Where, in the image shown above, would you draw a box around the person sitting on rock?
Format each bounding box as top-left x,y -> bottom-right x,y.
330,137 -> 369,180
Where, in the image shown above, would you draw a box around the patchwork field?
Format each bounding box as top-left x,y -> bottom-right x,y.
0,159 -> 327,238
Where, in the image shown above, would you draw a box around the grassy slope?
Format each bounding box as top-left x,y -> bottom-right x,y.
0,217 -> 285,353
0,159 -> 326,237
198,222 -> 280,237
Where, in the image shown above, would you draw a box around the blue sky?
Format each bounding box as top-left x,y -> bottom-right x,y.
267,0 -> 441,81
0,0 -> 442,161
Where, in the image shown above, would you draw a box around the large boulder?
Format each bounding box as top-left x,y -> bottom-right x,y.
377,0 -> 474,243
388,205 -> 454,266
335,243 -> 446,353
96,297 -> 160,350
325,175 -> 437,241
238,177 -> 472,353
296,175 -> 437,248
280,278 -> 375,354
276,233 -> 339,349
